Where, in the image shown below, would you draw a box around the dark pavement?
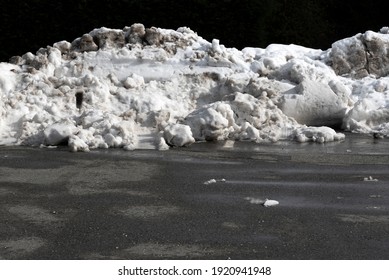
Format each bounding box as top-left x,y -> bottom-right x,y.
0,134 -> 388,259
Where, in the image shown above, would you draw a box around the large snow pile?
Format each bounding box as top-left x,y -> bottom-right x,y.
1,24 -> 389,151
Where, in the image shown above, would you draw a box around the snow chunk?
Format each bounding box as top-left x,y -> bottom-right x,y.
330,30 -> 389,78
294,126 -> 345,143
343,98 -> 389,134
0,63 -> 18,95
68,135 -> 90,152
185,102 -> 235,141
125,23 -> 146,44
263,199 -> 280,207
203,178 -> 226,185
279,79 -> 348,127
204,179 -> 217,185
43,121 -> 78,146
88,27 -> 125,49
212,39 -> 223,53
364,176 -> 379,182
123,73 -> 145,89
163,123 -> 195,147
156,136 -> 170,151
245,197 -> 279,207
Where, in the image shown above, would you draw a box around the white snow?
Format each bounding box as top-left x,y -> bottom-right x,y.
263,199 -> 280,207
363,176 -> 379,182
1,24 -> 389,151
204,179 -> 217,185
245,197 -> 279,207
203,178 -> 226,185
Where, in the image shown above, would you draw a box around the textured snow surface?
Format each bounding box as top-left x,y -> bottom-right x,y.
1,24 -> 389,151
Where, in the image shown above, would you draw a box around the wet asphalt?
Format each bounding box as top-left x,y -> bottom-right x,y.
0,134 -> 389,260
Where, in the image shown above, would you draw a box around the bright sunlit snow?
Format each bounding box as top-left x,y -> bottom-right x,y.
1,24 -> 389,151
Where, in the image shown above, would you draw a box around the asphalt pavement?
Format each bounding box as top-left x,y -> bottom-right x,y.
0,134 -> 388,259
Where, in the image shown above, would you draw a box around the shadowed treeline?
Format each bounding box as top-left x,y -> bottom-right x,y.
0,0 -> 387,61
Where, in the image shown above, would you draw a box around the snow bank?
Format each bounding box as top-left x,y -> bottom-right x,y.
1,24 -> 389,151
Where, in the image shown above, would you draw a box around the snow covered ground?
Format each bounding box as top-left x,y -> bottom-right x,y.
1,24 -> 389,151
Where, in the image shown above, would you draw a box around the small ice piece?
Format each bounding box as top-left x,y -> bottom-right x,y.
68,135 -> 90,152
204,179 -> 217,185
156,136 -> 169,151
203,178 -> 226,185
245,197 -> 279,207
363,176 -> 378,182
263,199 -> 279,207
366,206 -> 381,210
212,39 -> 222,53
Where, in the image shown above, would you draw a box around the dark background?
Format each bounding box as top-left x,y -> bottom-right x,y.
0,0 -> 387,62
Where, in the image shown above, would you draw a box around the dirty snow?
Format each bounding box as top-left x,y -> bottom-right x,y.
1,24 -> 389,151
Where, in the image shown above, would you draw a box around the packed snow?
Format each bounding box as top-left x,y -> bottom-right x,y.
1,24 -> 389,151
